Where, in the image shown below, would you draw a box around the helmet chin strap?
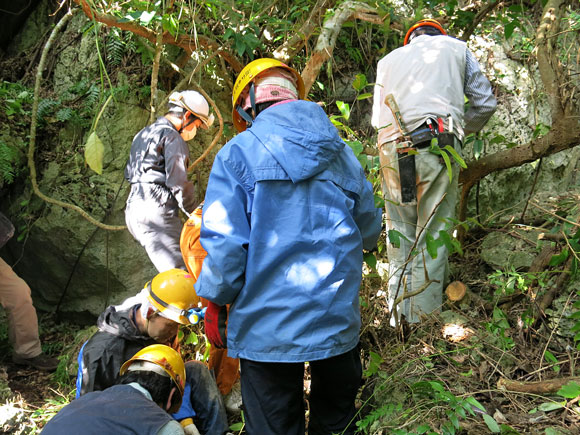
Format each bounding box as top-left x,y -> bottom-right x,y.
236,82 -> 256,128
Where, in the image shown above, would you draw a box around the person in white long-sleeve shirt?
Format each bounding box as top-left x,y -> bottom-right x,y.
371,19 -> 496,324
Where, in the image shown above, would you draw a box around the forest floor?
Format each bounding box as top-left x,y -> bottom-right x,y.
0,197 -> 579,434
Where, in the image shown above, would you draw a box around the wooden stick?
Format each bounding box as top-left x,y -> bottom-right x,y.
497,377 -> 580,394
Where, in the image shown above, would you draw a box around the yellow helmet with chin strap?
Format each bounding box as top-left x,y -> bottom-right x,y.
119,344 -> 186,412
145,269 -> 200,325
232,58 -> 305,132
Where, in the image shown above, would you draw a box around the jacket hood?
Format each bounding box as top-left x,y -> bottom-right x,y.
248,100 -> 345,183
97,305 -> 148,341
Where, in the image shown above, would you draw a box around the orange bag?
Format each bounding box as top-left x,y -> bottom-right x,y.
180,205 -> 240,396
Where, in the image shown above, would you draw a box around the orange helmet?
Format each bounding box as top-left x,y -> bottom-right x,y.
404,19 -> 446,45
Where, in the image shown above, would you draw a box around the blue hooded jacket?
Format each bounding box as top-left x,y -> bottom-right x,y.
195,100 -> 382,362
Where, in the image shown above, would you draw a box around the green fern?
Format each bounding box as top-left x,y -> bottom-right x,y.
56,107 -> 74,122
124,31 -> 137,53
106,29 -> 126,67
0,141 -> 20,185
85,84 -> 102,108
36,98 -> 60,124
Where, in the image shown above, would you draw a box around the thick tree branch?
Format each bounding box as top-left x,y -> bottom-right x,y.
300,1 -> 382,94
273,0 -> 336,62
536,0 -> 566,119
73,0 -> 243,73
458,119 -> 580,222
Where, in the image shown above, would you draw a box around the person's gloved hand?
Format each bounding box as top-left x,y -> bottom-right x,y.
180,418 -> 201,435
172,383 -> 196,421
204,301 -> 227,348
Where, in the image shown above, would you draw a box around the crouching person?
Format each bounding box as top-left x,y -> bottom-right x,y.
44,344 -> 192,434
76,269 -> 228,435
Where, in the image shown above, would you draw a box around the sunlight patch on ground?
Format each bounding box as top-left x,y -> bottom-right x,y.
441,323 -> 474,342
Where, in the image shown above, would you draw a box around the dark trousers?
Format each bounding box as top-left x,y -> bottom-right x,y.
240,345 -> 362,435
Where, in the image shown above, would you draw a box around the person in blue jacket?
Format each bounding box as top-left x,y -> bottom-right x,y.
44,344 -> 191,435
195,58 -> 383,435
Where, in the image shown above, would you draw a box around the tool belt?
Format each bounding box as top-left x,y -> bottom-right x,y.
395,121 -> 458,204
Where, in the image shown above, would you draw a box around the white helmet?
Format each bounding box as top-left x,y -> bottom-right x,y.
168,90 -> 215,129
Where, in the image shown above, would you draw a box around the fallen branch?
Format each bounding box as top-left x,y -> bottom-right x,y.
497,376 -> 580,394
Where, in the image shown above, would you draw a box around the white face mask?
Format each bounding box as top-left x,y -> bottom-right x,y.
181,124 -> 197,141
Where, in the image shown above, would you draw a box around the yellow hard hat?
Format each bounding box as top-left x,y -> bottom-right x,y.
119,344 -> 186,401
146,269 -> 200,325
404,19 -> 446,45
232,58 -> 305,132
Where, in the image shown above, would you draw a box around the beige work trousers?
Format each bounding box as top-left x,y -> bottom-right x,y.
0,257 -> 42,358
379,139 -> 460,324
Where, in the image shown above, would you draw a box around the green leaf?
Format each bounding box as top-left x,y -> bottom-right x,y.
437,230 -> 454,252
336,101 -> 350,121
557,381 -> 580,399
483,414 -> 501,433
235,36 -> 246,57
352,73 -> 368,91
544,350 -> 558,364
184,332 -> 199,345
229,422 -> 244,431
489,135 -> 506,145
440,149 -> 453,182
364,252 -> 377,271
537,402 -> 565,412
346,140 -> 363,156
465,396 -> 486,412
473,138 -> 484,159
443,145 -> 467,168
505,21 -> 518,39
426,232 -> 440,259
499,424 -> 520,434
388,229 -> 402,248
549,249 -> 569,266
84,131 -> 104,175
428,381 -> 445,393
356,92 -> 373,100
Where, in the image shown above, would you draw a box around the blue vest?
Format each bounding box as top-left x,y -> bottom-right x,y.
42,385 -> 173,435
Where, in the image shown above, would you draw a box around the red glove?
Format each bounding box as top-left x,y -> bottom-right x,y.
204,301 -> 227,348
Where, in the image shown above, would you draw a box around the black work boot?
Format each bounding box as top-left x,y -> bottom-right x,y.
12,353 -> 60,371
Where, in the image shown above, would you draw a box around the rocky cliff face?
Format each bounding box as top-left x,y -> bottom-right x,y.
0,2 -> 229,322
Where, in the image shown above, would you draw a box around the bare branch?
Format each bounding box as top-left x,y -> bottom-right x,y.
149,29 -> 164,124
300,1 -> 382,94
273,0 -> 336,62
